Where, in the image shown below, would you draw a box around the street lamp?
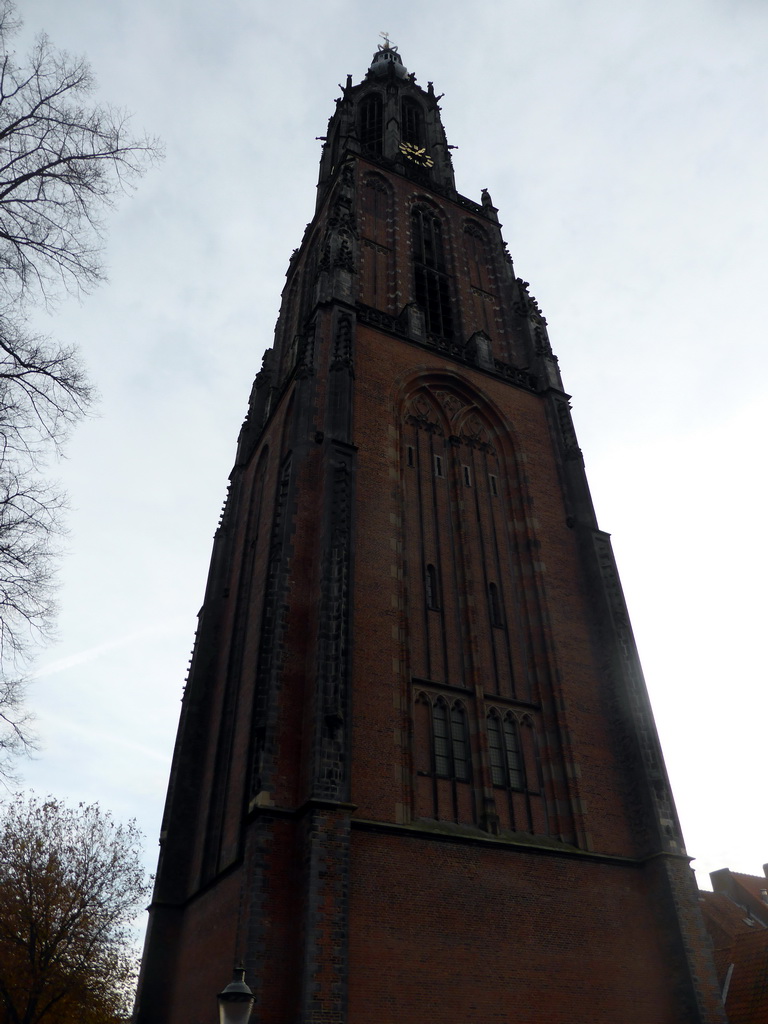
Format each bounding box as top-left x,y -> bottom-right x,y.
217,966 -> 254,1024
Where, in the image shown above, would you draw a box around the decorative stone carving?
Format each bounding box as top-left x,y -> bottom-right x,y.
405,391 -> 444,434
318,241 -> 332,273
462,411 -> 490,443
334,237 -> 355,272
515,278 -> 548,325
331,315 -> 353,372
555,399 -> 582,461
434,390 -> 466,421
362,173 -> 388,194
295,324 -> 316,379
362,238 -> 390,255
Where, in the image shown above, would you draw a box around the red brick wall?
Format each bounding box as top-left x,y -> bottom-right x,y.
349,830 -> 690,1024
349,325 -> 642,856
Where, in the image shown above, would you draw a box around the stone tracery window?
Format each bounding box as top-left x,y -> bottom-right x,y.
417,694 -> 471,783
487,710 -> 524,790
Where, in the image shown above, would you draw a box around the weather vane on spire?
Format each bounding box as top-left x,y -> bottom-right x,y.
378,31 -> 397,51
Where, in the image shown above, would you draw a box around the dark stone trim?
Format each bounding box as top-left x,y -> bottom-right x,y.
249,452 -> 294,798
247,798 -> 359,821
349,817 -> 694,867
312,443 -> 355,802
590,528 -> 683,852
356,302 -> 539,393
298,809 -> 351,1023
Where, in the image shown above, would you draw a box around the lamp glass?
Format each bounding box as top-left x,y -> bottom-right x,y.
218,996 -> 253,1024
217,967 -> 254,1024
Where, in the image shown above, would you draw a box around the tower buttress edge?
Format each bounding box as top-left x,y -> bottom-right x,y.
135,42 -> 726,1024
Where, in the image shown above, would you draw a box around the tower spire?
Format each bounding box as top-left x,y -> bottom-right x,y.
316,41 -> 453,207
368,34 -> 408,77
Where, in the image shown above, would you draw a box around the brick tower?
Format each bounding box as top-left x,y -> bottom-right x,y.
135,42 -> 725,1024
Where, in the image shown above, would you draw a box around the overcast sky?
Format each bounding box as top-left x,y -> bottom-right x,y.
12,0 -> 768,900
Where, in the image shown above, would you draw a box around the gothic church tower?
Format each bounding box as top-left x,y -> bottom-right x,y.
135,43 -> 725,1024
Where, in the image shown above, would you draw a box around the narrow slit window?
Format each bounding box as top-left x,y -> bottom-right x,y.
425,564 -> 439,610
450,706 -> 470,781
489,474 -> 498,496
463,465 -> 472,487
489,582 -> 503,627
407,445 -> 415,467
487,714 -> 506,786
503,717 -> 524,790
432,702 -> 451,777
434,454 -> 443,478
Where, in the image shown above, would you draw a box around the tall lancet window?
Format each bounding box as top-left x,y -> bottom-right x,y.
487,712 -> 524,790
401,98 -> 424,146
411,206 -> 454,338
359,94 -> 383,156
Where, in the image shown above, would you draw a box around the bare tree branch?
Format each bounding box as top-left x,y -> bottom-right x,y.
0,15 -> 160,305
0,1 -> 160,778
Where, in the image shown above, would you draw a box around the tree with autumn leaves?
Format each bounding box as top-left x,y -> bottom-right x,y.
0,794 -> 151,1024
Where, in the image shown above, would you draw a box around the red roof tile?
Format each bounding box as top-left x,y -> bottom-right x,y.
721,929 -> 768,1024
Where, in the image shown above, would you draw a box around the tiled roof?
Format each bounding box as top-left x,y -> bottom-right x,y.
732,873 -> 768,907
701,871 -> 768,1022
721,929 -> 768,1024
700,891 -> 765,942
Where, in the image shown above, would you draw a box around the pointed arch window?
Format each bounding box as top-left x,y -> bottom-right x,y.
432,699 -> 470,781
411,206 -> 454,338
414,692 -> 475,824
487,711 -> 524,790
359,94 -> 383,156
401,98 -> 424,146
